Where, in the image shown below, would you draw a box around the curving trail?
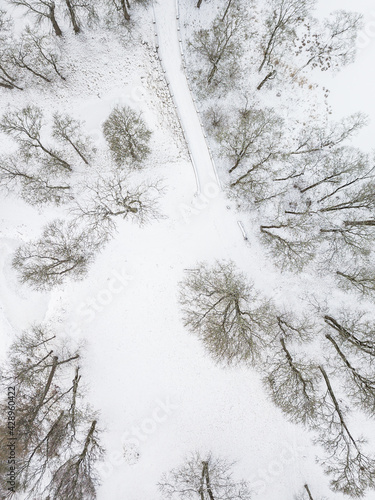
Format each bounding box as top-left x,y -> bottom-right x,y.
152,0 -> 221,195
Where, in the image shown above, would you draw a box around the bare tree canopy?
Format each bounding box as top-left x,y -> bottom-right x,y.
102,105 -> 152,166
0,325 -> 104,498
258,0 -> 316,73
159,452 -> 252,500
8,0 -> 64,36
179,261 -> 274,366
12,219 -> 99,290
0,105 -> 72,173
72,171 -> 163,240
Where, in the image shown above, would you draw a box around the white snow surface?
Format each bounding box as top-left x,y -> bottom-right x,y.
0,0 -> 375,499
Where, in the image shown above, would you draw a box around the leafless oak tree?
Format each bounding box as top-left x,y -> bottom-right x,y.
295,11 -> 362,75
11,26 -> 66,83
263,315 -> 320,427
179,261 -> 274,366
0,325 -> 104,498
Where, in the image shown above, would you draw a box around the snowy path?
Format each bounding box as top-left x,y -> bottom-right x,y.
152,0 -> 220,195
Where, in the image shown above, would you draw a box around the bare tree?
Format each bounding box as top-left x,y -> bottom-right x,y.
45,419 -> 104,499
0,154 -> 72,206
53,113 -> 93,165
289,113 -> 367,157
0,106 -> 72,173
258,0 -> 315,74
179,261 -> 274,366
8,0 -> 63,36
62,0 -> 99,33
295,11 -> 362,75
291,147 -> 372,201
12,219 -> 98,290
294,484 -> 325,500
103,0 -> 149,23
0,10 -> 23,90
323,313 -> 375,365
324,332 -> 375,417
11,26 -> 66,83
102,105 -> 151,166
260,217 -> 317,271
72,172 -> 162,239
263,316 -> 320,427
335,265 -> 375,299
191,2 -> 244,87
159,452 -> 252,500
215,104 -> 283,184
315,366 -> 375,497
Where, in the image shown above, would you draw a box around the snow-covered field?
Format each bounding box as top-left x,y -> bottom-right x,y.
1,0 -> 375,499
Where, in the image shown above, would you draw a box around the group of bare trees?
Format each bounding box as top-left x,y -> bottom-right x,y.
192,0 -> 362,92
0,325 -> 104,498
205,93 -> 375,283
189,2 -> 371,282
0,0 -> 154,91
0,105 -> 92,206
7,0 -> 150,36
179,261 -> 375,497
255,114 -> 375,281
0,10 -> 66,90
0,103 -> 160,290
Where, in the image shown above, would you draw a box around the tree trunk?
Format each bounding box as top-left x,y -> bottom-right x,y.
344,220 -> 375,227
202,461 -> 216,500
15,59 -> 51,83
258,25 -> 278,72
221,0 -> 233,21
65,0 -> 81,34
77,420 -> 97,464
49,5 -> 63,37
197,0 -> 203,7
319,365 -> 357,447
257,70 -> 276,90
27,355 -> 59,434
120,0 -> 131,21
304,484 -> 314,500
65,137 -> 89,165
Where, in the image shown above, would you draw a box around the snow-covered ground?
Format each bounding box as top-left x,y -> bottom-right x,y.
1,0 -> 375,499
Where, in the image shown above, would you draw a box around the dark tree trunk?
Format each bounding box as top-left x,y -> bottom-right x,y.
65,0 -> 81,34
344,219 -> 375,227
120,0 -> 131,21
197,0 -> 203,8
257,70 -> 277,90
304,484 -> 314,500
49,5 -> 63,37
221,0 -> 233,21
202,461 -> 216,500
